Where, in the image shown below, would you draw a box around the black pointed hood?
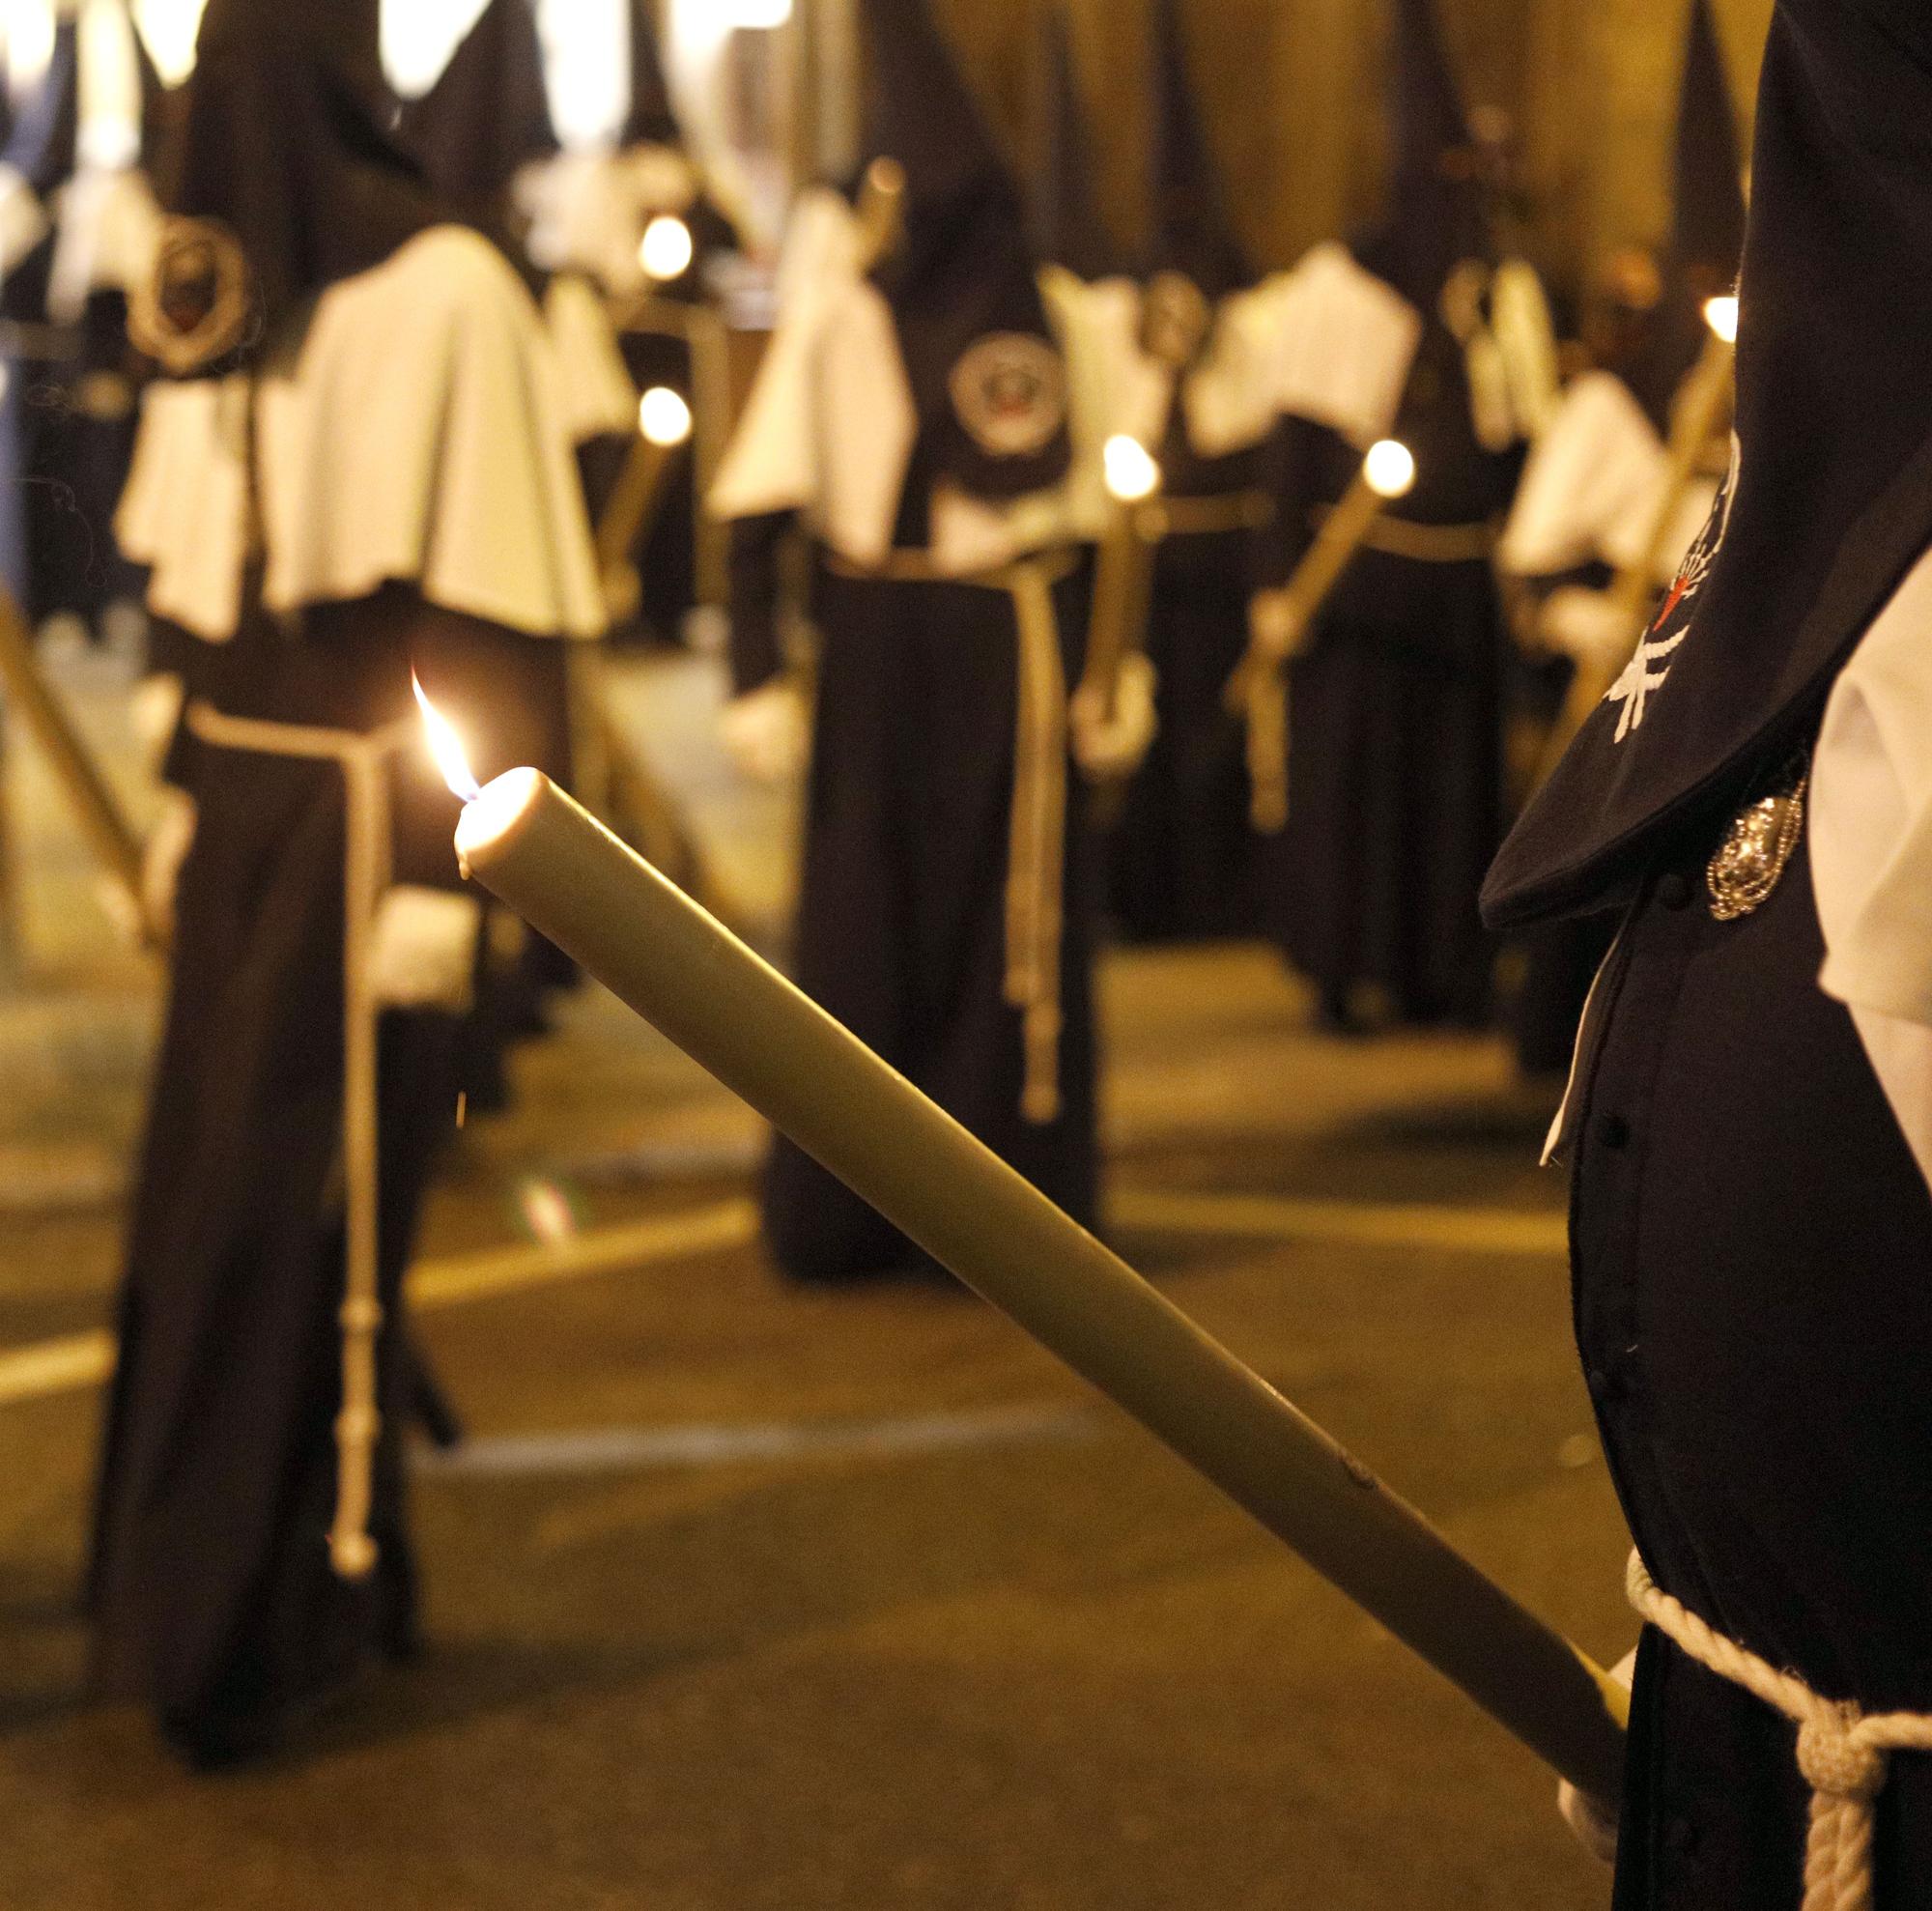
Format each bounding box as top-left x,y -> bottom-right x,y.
857,0 -> 1070,501
1355,0 -> 1491,309
4,18 -> 79,198
619,0 -> 679,149
132,16 -> 172,171
1143,0 -> 1248,298
403,0 -> 557,218
1486,0 -> 1932,927
1624,0 -> 1748,426
1672,0 -> 1747,287
8,5 -> 173,184
1028,6 -> 1117,281
142,0 -> 440,365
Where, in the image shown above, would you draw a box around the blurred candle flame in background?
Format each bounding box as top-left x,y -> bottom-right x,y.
639,385 -> 694,447
639,213 -> 696,282
1363,439 -> 1417,500
1102,435 -> 1160,504
1703,294 -> 1740,345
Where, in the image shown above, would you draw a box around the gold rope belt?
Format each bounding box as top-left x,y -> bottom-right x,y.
186,700 -> 416,1584
1241,514 -> 1501,835
1628,1552 -> 1932,1911
1144,490 -> 1274,539
1308,507 -> 1498,565
824,547 -> 1079,1125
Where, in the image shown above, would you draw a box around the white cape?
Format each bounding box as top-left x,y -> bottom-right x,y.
118,225 -> 607,643
1500,370 -> 1714,583
710,188 -> 1098,576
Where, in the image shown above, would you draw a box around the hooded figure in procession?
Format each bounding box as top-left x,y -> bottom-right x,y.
517,0 -> 743,643
401,0 -> 639,461
1025,4 -> 1120,294
1257,0 -> 1554,1031
397,0 -> 641,1092
1102,0 -> 1295,945
89,0 -> 603,1765
1488,1 -> 1932,1901
708,0 -> 1143,1285
0,0 -> 165,643
1496,0 -> 1746,1076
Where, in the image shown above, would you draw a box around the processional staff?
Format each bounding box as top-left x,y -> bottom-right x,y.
414,690 -> 1631,1812
1226,438 -> 1418,833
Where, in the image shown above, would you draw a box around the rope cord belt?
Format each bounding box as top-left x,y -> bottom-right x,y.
1628,1552 -> 1932,1911
824,547 -> 1079,1125
1242,512 -> 1502,836
186,700 -> 417,1583
1144,490 -> 1274,539
1306,505 -> 1499,565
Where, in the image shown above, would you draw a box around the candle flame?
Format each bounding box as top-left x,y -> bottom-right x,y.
639,214 -> 695,282
1103,434 -> 1161,503
1703,294 -> 1739,345
639,385 -> 694,446
413,672 -> 481,802
1363,438 -> 1416,500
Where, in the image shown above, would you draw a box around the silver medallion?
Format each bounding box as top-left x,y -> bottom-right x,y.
1707,756 -> 1808,922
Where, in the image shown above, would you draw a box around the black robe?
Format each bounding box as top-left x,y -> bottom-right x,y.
732,523 -> 1099,1283
88,589 -> 559,1763
1109,416 -> 1277,943
1270,326 -> 1516,1025
1503,560 -> 1622,1076
1568,815 -> 1932,1908
0,252 -> 145,631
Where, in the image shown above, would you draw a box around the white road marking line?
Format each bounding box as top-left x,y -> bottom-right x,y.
1111,1188 -> 1567,1257
0,1199 -> 759,1409
410,1201 -> 758,1308
417,1401 -> 1097,1478
0,1328 -> 113,1406
0,1185 -> 1563,1412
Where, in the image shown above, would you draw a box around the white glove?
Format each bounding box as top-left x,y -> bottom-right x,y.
1556,1646 -> 1637,1867
720,680 -> 810,784
1541,586 -> 1635,674
371,886 -> 482,1013
1070,652 -> 1157,780
1246,586 -> 1307,664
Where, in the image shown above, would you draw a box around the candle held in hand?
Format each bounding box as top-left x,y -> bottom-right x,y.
1080,438 -> 1162,737
431,741 -> 1628,1811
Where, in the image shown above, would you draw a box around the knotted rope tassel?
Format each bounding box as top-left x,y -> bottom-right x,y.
1002,561 -> 1069,1127
1628,1552 -> 1932,1911
187,704 -> 413,1582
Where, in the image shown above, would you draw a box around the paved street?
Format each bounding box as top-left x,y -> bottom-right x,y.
0,653 -> 1630,1910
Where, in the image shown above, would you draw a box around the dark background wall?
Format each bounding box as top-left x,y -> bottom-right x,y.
921,0 -> 1773,297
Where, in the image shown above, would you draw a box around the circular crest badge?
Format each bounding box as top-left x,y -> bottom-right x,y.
948,332 -> 1066,459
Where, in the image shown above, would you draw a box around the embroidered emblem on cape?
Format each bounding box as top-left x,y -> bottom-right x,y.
1605,435 -> 1740,743
1707,755 -> 1808,921
129,216 -> 255,376
949,333 -> 1067,459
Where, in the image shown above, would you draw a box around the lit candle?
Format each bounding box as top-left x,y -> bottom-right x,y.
421,703 -> 1628,1809
638,213 -> 695,286
595,385 -> 696,625
1232,439 -> 1416,832
1077,435 -> 1162,729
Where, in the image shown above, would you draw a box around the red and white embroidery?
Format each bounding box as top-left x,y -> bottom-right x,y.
1606,433 -> 1739,743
